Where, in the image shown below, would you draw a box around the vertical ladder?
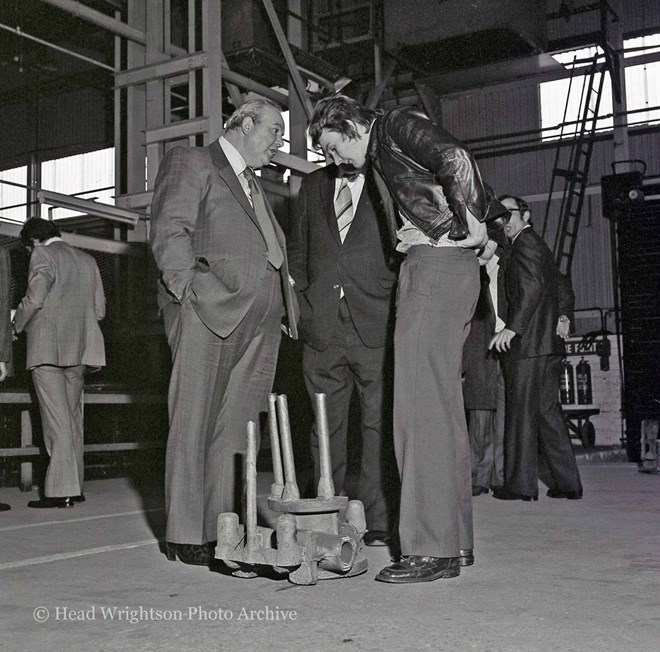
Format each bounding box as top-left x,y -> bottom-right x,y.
541,53 -> 606,276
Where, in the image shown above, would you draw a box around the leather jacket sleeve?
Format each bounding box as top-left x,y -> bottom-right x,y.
384,108 -> 489,233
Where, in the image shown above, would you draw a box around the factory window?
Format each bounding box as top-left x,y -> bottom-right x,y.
540,34 -> 660,140
40,148 -> 115,219
0,166 -> 28,223
624,33 -> 660,127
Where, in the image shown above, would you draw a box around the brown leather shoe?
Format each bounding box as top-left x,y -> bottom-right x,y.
375,556 -> 460,583
459,548 -> 474,566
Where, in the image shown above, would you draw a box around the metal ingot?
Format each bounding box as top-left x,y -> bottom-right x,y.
215,393 -> 368,584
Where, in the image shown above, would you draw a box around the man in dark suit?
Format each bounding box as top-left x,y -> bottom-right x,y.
287,162 -> 399,546
463,240 -> 506,496
13,218 -> 106,509
0,246 -> 12,511
150,98 -> 299,566
490,196 -> 582,501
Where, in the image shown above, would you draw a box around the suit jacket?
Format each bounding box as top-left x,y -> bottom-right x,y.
505,227 -> 575,360
13,241 -> 106,369
287,164 -> 399,350
150,141 -> 298,339
462,266 -> 498,410
0,247 -> 11,366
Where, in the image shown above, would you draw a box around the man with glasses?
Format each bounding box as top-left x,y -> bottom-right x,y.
490,195 -> 582,501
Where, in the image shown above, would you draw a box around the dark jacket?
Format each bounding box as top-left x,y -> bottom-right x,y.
0,247 -> 12,369
287,164 -> 399,350
462,266 -> 498,410
368,106 -> 506,243
505,227 -> 575,360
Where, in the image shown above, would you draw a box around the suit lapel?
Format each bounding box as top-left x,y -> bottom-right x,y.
323,167 -> 342,247
208,140 -> 261,233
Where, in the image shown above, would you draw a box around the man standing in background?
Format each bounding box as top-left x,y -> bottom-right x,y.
13,218 -> 106,509
490,195 -> 582,501
0,245 -> 12,511
463,239 -> 507,497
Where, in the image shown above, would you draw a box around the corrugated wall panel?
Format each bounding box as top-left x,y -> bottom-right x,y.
475,147 -> 557,197
441,83 -> 540,141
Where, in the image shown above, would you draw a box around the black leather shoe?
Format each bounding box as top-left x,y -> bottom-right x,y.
72,494 -> 86,503
492,487 -> 538,502
27,497 -> 75,509
166,542 -> 215,566
363,530 -> 391,547
0,502 -> 10,512
547,489 -> 583,500
375,556 -> 460,583
472,486 -> 489,496
459,548 -> 474,567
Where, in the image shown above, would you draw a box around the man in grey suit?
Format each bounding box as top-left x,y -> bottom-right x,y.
288,162 -> 400,546
13,218 -> 106,509
150,98 -> 299,566
0,246 -> 12,511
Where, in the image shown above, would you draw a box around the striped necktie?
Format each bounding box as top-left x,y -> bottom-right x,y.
335,177 -> 354,243
243,167 -> 283,269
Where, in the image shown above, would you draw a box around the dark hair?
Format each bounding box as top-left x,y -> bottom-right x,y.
308,95 -> 377,150
19,217 -> 61,247
225,97 -> 282,130
498,194 -> 530,214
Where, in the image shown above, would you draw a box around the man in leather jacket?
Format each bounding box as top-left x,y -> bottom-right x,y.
309,95 -> 503,583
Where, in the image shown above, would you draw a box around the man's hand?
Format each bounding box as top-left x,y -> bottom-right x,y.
556,316 -> 570,340
457,209 -> 488,250
489,328 -> 517,353
0,361 -> 7,382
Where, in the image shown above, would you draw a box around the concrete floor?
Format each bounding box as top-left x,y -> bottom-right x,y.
0,458 -> 658,652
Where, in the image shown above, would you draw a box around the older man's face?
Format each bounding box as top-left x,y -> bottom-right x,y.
318,127 -> 369,170
242,106 -> 285,169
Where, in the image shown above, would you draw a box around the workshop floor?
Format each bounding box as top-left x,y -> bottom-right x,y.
0,457 -> 658,652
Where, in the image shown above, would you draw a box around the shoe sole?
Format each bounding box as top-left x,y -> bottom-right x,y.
375,567 -> 461,583
459,557 -> 474,567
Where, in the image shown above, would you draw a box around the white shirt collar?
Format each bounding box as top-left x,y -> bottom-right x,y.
43,237 -> 63,246
219,136 -> 248,177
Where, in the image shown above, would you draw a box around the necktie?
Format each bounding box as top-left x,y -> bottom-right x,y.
335,177 -> 354,243
243,167 -> 283,269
